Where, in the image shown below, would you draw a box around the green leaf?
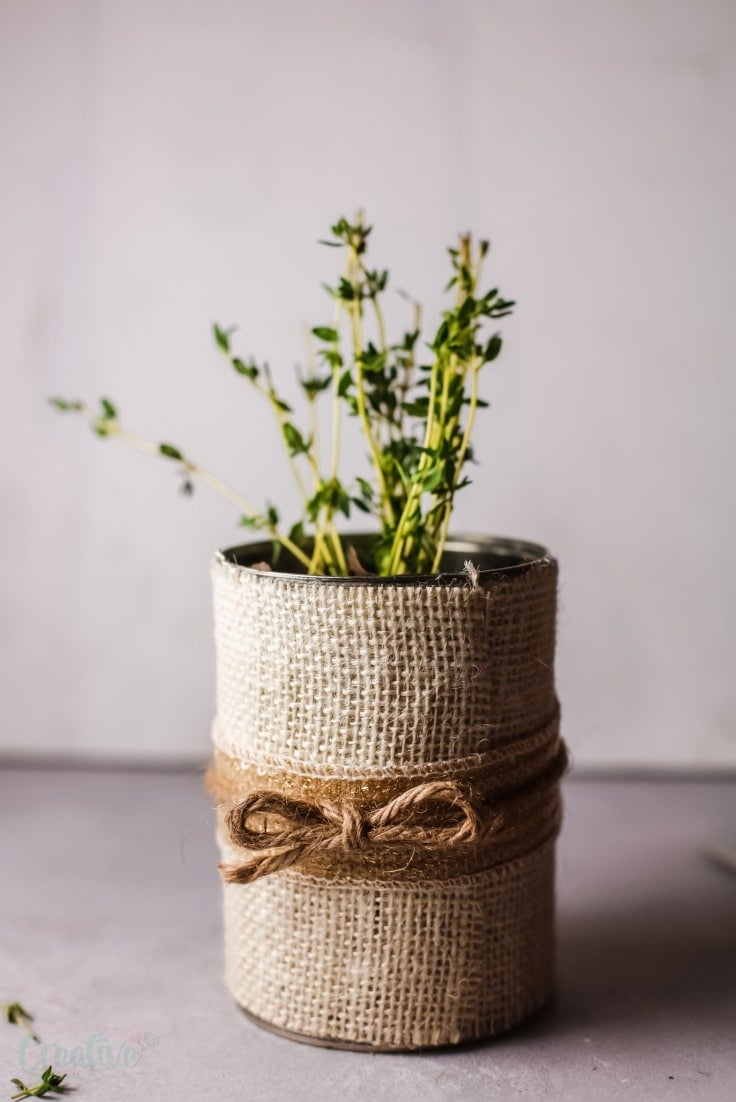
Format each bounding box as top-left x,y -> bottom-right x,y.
48,397 -> 83,412
320,348 -> 343,368
213,323 -> 235,353
358,344 -> 387,374
301,374 -> 332,398
282,422 -> 310,456
424,465 -> 446,493
305,490 -> 322,522
337,485 -> 352,517
337,370 -> 353,398
402,398 -> 429,418
159,443 -> 184,461
339,279 -> 356,302
231,357 -> 259,380
100,397 -> 117,419
312,326 -> 339,343
432,319 -> 449,348
458,295 -> 476,324
5,1003 -> 32,1027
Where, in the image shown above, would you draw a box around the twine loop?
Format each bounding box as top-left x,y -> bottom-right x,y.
220,780 -> 493,884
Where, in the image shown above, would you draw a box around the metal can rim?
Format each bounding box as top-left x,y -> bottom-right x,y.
217,532 -> 553,587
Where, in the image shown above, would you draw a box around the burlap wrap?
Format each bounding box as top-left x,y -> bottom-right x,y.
210,545 -> 564,1050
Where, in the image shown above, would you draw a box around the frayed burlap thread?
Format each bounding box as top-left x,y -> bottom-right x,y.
211,548 -> 563,1049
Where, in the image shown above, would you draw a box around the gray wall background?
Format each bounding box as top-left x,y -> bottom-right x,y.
2,0 -> 734,767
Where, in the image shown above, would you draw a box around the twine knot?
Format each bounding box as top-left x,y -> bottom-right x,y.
337,802 -> 367,849
220,780 -> 493,885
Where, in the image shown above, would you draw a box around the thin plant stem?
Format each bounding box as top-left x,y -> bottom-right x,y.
81,410 -> 313,571
347,245 -> 395,530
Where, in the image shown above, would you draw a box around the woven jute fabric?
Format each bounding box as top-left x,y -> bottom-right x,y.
208,711 -> 565,882
210,548 -> 563,1048
220,838 -> 556,1049
212,553 -> 558,770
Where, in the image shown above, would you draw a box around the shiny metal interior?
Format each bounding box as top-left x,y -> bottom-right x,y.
221,532 -> 550,586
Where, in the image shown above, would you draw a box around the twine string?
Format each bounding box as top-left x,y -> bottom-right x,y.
220,780 -> 493,884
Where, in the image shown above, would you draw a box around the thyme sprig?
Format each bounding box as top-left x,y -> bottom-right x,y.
10,1066 -> 69,1100
2,1003 -> 39,1043
49,398 -> 313,572
52,213 -> 513,576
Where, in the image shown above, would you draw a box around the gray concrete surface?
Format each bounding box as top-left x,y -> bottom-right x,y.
0,768 -> 734,1101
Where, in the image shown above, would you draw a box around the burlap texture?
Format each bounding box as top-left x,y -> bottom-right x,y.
211,549 -> 562,1048
220,839 -> 556,1050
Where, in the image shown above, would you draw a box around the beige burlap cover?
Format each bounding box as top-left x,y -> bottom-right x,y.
209,544 -> 563,1049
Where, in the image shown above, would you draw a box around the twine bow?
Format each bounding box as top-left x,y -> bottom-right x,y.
220,781 -> 496,884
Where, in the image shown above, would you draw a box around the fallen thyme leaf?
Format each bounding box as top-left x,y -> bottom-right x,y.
2,1003 -> 39,1043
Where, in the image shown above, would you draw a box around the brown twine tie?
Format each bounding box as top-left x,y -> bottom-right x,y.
220,780 -> 494,885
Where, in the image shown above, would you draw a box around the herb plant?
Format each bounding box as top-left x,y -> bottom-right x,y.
2,1003 -> 39,1043
10,1066 -> 69,1100
52,213 -> 513,575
